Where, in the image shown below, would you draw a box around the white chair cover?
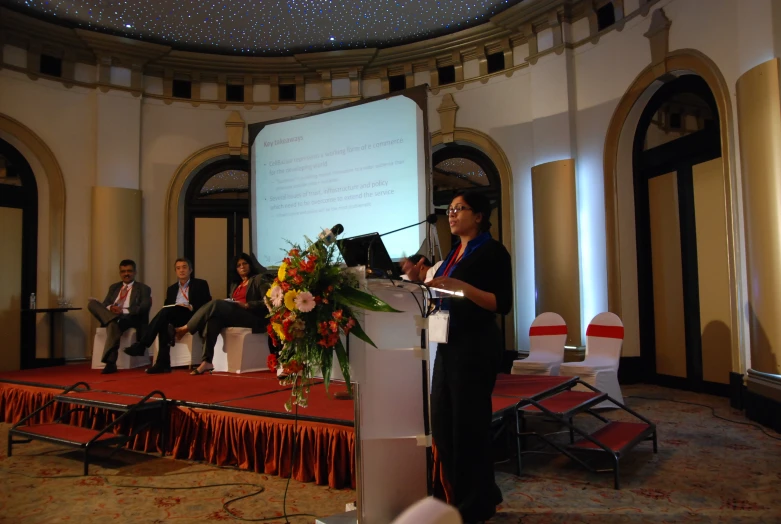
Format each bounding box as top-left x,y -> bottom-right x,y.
390,497 -> 462,524
152,333 -> 201,368
91,328 -> 149,369
512,312 -> 567,376
560,312 -> 624,406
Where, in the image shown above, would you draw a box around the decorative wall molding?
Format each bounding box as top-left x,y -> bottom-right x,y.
602,48 -> 742,375
0,0 -> 661,106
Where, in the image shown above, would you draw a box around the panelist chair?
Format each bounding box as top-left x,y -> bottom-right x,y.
559,312 -> 625,406
212,328 -> 270,374
151,334 -> 202,369
91,328 -> 149,370
512,312 -> 567,376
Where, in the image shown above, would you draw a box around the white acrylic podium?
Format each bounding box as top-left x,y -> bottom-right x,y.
318,279 -> 431,524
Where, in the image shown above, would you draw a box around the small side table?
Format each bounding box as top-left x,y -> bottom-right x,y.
21,307 -> 82,367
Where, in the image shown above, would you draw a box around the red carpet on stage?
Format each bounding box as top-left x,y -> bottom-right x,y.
0,363 -> 356,489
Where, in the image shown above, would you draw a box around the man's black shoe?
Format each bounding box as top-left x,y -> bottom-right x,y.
123,342 -> 146,357
101,362 -> 118,374
146,364 -> 172,374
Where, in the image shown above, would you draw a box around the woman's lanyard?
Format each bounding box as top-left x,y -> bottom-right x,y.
440,244 -> 463,277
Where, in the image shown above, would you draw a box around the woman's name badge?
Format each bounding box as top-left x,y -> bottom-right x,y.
428,311 -> 450,343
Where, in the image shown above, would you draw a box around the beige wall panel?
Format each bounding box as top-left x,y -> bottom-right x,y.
196,218 -> 228,300
91,187 -> 142,355
243,218 -> 250,256
736,58 -> 781,375
0,207 -> 23,371
648,173 -> 687,378
531,159 -> 581,347
435,215 -> 452,263
693,158 -> 732,384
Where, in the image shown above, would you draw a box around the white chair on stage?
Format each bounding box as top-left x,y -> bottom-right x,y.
511,312 -> 567,376
151,334 -> 201,368
91,328 -> 149,369
212,328 -> 269,373
390,497 -> 462,524
559,312 -> 625,406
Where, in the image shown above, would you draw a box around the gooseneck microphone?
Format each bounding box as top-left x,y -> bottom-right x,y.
378,214 -> 437,237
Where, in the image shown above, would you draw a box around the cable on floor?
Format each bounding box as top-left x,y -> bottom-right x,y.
626,395 -> 781,441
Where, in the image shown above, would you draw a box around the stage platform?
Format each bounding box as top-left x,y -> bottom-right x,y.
0,363 -> 356,489
0,364 -> 581,494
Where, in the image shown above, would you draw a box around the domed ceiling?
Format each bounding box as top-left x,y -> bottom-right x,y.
1,0 -> 526,56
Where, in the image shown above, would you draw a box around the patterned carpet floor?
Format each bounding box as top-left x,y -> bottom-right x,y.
0,384 -> 779,523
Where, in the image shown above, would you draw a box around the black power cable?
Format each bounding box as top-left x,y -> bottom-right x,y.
626,395 -> 781,441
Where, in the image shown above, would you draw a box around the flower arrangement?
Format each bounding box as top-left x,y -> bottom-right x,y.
264,234 -> 398,411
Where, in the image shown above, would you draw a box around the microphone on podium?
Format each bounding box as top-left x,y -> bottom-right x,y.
318,223 -> 344,246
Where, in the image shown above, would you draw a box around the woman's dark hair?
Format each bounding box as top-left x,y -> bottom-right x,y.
231,252 -> 260,282
455,190 -> 493,232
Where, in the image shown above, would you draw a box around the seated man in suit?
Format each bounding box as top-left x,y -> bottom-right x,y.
124,257 -> 211,374
87,259 -> 152,374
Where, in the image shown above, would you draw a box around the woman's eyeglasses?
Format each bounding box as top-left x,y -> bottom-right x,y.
446,205 -> 472,216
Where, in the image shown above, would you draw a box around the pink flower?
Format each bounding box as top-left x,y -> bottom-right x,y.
270,285 -> 284,307
294,291 -> 315,312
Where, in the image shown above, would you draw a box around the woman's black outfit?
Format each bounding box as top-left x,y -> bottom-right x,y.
185,274 -> 271,364
431,232 -> 512,522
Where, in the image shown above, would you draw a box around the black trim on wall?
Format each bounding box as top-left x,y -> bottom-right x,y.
729,372 -> 745,410
744,389 -> 781,434
618,356 -> 646,384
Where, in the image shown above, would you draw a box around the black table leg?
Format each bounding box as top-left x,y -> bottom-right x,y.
49,312 -> 57,359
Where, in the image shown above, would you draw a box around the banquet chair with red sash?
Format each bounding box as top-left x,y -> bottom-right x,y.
511,312 -> 567,376
559,312 -> 624,406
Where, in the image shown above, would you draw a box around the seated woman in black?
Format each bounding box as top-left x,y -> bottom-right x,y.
427,190 -> 512,523
175,253 -> 270,375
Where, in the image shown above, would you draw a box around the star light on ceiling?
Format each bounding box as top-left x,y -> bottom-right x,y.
3,0 -> 524,56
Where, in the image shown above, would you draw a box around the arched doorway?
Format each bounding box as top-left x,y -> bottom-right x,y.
633,75 -> 731,394
184,158 -> 250,300
431,143 -> 506,349
0,138 -> 38,371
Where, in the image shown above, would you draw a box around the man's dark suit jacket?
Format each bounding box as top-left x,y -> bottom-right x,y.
101,281 -> 153,339
164,278 -> 212,311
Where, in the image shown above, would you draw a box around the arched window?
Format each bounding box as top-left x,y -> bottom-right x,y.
432,144 -> 503,255
632,74 -> 726,392
0,139 -> 38,370
431,143 -> 506,350
184,158 -> 250,299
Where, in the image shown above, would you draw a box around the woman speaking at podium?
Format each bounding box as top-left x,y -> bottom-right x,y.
427,190 -> 512,523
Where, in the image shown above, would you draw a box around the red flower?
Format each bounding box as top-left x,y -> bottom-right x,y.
287,268 -> 298,277
267,354 -> 279,369
293,274 -> 304,285
332,310 -> 343,321
288,248 -> 300,257
343,317 -> 356,334
284,360 -> 304,374
329,321 -> 339,333
300,259 -> 316,273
